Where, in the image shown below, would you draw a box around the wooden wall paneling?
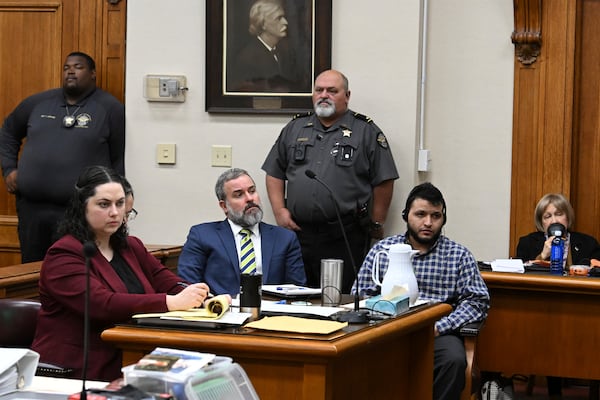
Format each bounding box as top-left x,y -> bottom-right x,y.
0,1 -> 63,262
570,0 -> 600,241
60,0 -> 77,57
510,0 -> 577,255
540,0 -> 575,194
510,66 -> 542,255
100,0 -> 126,102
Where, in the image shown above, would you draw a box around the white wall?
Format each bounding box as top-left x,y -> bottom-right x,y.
125,0 -> 514,261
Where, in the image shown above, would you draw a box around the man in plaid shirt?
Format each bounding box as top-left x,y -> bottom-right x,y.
353,182 -> 489,400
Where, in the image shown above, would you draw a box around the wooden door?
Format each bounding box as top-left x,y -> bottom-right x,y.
0,0 -> 126,266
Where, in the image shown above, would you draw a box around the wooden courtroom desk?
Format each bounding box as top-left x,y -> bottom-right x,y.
0,245 -> 182,299
0,261 -> 41,299
102,303 -> 451,400
478,271 -> 600,380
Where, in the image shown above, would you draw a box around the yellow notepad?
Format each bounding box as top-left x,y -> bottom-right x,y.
133,294 -> 230,320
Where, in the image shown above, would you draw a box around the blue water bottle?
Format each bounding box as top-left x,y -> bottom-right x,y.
550,237 -> 564,275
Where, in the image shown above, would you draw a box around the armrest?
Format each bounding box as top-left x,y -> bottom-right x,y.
459,320 -> 485,337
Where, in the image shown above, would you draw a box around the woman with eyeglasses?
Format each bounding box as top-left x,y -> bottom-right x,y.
31,165 -> 211,381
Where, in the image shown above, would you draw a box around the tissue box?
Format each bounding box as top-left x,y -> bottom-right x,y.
365,294 -> 409,316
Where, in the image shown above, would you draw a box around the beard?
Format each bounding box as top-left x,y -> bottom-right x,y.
314,99 -> 336,118
227,201 -> 263,228
406,223 -> 442,247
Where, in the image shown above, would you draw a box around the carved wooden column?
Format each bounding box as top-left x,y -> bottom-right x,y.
512,0 -> 542,65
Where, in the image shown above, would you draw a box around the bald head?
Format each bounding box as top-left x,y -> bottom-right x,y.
312,70 -> 351,125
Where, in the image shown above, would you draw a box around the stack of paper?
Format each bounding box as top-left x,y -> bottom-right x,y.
0,348 -> 40,397
491,259 -> 525,273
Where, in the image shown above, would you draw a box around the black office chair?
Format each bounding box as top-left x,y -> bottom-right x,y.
460,320 -> 485,400
0,298 -> 73,377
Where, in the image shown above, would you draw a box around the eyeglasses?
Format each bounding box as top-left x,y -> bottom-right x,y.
126,208 -> 138,222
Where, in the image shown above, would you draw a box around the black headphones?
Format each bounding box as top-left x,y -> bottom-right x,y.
402,182 -> 447,225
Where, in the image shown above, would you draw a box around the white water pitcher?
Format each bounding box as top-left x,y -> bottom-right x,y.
372,243 -> 419,305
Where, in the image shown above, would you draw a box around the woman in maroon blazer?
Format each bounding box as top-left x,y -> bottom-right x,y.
31,165 -> 211,381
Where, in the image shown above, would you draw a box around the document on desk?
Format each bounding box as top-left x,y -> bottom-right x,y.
132,310 -> 252,326
261,301 -> 346,318
262,284 -> 321,297
490,259 -> 525,273
245,315 -> 347,334
133,295 -> 252,326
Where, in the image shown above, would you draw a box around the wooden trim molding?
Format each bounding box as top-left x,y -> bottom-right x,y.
512,0 -> 542,65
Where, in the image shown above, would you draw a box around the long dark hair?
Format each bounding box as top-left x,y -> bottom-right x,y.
57,165 -> 128,250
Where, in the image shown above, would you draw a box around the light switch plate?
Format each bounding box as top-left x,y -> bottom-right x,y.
211,145 -> 232,167
157,143 -> 176,164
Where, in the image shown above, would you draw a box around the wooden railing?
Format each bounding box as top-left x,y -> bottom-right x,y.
0,245 -> 182,300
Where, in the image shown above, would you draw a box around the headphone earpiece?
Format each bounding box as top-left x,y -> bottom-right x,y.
402,209 -> 408,221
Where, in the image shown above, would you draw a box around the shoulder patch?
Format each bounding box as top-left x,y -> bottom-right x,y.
376,132 -> 389,149
293,111 -> 313,120
352,112 -> 373,123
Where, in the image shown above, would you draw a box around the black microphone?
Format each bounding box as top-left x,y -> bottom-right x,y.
81,241 -> 96,400
547,222 -> 566,238
305,169 -> 369,323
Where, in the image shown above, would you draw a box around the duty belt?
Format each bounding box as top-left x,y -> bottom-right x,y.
296,213 -> 358,232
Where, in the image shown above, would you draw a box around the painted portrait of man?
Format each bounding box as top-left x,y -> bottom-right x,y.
225,0 -> 313,94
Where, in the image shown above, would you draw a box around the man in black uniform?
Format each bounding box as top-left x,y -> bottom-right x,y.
262,69 -> 399,292
0,51 -> 125,262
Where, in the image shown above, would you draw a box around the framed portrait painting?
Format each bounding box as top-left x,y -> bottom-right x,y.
206,0 -> 332,114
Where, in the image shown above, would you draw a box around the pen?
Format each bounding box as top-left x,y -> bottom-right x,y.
177,281 -> 214,298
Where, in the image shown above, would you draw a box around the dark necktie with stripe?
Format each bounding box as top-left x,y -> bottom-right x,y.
239,228 -> 257,275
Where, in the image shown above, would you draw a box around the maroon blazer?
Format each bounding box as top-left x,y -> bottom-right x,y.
31,235 -> 185,381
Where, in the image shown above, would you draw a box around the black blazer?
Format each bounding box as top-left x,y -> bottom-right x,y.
516,231 -> 600,265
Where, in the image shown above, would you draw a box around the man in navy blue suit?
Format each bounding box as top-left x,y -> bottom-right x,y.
178,168 -> 306,295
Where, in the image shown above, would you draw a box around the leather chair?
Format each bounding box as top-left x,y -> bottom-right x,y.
0,298 -> 73,377
0,298 -> 41,348
460,320 -> 485,400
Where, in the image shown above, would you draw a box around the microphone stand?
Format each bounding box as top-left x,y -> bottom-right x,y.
81,241 -> 97,400
305,170 -> 369,323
